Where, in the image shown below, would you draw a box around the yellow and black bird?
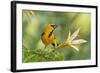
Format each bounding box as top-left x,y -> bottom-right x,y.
41,24 -> 58,49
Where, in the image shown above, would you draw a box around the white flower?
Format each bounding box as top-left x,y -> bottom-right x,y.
65,28 -> 87,51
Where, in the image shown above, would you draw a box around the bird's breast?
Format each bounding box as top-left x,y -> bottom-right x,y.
41,33 -> 54,45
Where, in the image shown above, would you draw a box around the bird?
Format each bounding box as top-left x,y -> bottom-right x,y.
41,24 -> 58,49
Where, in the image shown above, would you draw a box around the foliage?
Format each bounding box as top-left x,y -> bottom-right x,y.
23,47 -> 64,62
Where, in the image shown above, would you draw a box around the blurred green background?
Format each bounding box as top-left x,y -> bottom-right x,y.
22,10 -> 91,63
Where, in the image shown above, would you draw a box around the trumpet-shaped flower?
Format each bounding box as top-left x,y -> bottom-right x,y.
64,28 -> 87,51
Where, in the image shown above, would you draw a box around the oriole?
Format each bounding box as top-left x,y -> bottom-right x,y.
41,24 -> 58,49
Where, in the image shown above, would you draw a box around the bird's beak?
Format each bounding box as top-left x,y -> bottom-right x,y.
53,25 -> 57,29
51,24 -> 57,29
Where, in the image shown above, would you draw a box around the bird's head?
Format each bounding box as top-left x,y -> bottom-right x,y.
43,24 -> 57,34
47,24 -> 57,31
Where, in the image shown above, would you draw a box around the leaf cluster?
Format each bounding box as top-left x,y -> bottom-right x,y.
23,48 -> 64,63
